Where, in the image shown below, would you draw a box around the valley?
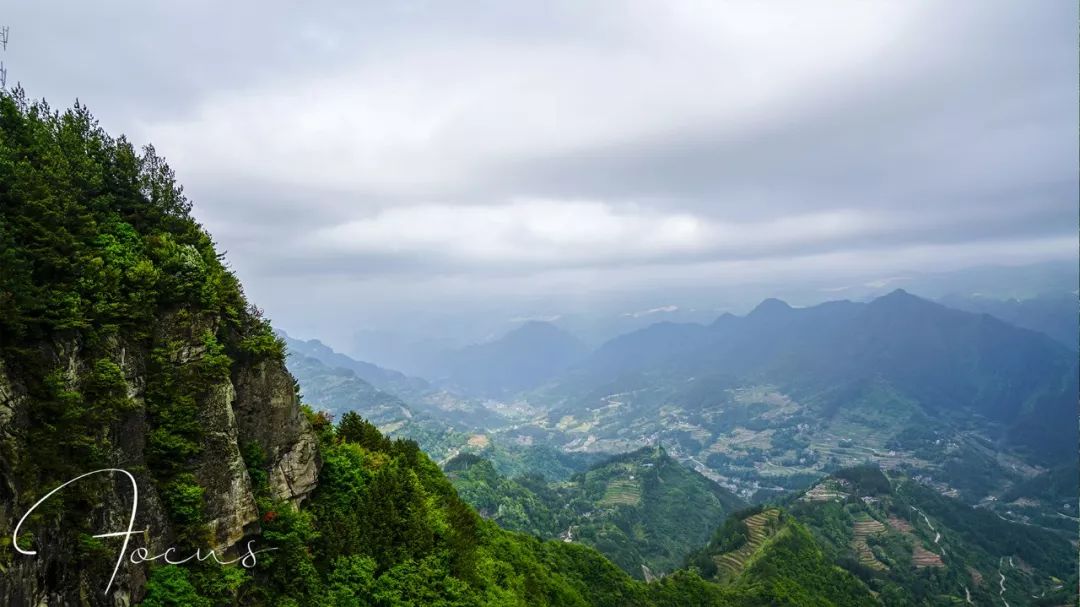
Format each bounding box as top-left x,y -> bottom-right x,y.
278,279 -> 1078,606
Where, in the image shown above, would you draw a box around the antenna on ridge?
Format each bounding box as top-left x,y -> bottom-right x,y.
0,26 -> 8,89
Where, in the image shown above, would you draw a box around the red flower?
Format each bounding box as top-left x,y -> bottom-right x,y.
262,511 -> 278,523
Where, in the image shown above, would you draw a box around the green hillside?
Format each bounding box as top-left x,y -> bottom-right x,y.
784,466 -> 1078,606
286,351 -> 415,426
685,506 -> 874,606
232,411 -> 745,606
448,446 -> 746,578
685,465 -> 1078,606
282,333 -> 521,462
703,508 -> 782,581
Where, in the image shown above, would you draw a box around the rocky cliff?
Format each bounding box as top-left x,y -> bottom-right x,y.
0,324 -> 319,606
0,91 -> 319,606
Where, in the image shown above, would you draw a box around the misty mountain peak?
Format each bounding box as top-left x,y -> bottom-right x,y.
508,320 -> 570,338
497,321 -> 586,350
436,320 -> 589,396
749,297 -> 793,317
869,288 -> 935,311
710,312 -> 738,327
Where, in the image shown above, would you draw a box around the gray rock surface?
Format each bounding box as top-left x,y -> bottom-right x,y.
0,318 -> 320,605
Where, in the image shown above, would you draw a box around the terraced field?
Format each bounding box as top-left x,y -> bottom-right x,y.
912,544 -> 944,568
887,514 -> 944,568
851,515 -> 888,570
801,480 -> 850,502
713,509 -> 781,579
887,516 -> 914,533
600,478 -> 642,507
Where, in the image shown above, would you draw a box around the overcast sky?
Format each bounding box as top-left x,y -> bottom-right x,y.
6,1 -> 1078,350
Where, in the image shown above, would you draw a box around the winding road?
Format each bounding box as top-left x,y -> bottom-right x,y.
998,556 -> 1011,607
910,506 -> 941,544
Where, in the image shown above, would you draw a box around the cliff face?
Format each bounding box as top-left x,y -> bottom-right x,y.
0,323 -> 319,606
0,91 -> 320,606
233,359 -> 320,507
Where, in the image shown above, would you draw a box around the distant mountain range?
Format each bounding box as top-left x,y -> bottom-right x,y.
279,332 -> 507,460
546,289 -> 1076,462
938,291 -> 1077,350
284,351 -> 414,427
336,262 -> 1077,370
281,290 -> 1076,536
279,330 -> 430,395
419,320 -> 590,397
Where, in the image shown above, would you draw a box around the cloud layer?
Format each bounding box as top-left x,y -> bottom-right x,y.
6,1 -> 1077,344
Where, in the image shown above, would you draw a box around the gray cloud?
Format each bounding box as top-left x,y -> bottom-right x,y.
5,1 -> 1077,350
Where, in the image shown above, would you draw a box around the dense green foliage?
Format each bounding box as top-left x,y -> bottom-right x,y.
235,413 -> 881,606
994,463 -> 1080,532
444,454 -> 566,538
831,465 -> 891,496
684,507 -> 874,606
231,410 -> 819,606
734,523 -> 873,607
0,89 -> 283,564
448,446 -> 746,578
